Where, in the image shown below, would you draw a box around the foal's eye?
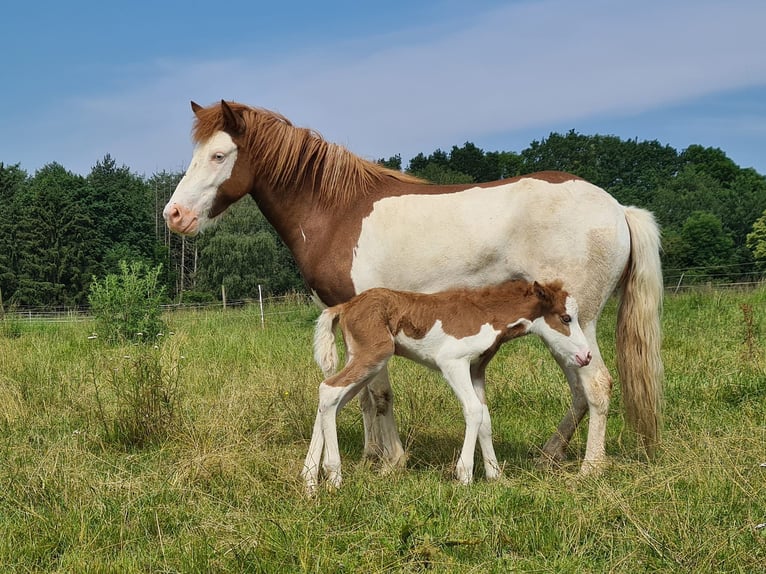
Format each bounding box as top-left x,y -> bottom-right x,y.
213,152 -> 226,163
561,314 -> 572,324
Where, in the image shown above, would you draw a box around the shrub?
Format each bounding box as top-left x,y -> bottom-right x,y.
89,261 -> 166,344
92,340 -> 183,448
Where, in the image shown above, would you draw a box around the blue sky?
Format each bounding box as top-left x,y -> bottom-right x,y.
2,0 -> 765,177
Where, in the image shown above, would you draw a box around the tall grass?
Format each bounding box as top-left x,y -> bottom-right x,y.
0,289 -> 764,572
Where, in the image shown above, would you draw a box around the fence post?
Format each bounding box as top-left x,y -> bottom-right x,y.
258,285 -> 265,328
674,272 -> 685,294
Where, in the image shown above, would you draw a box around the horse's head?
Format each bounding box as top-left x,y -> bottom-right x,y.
163,100 -> 255,235
527,281 -> 592,369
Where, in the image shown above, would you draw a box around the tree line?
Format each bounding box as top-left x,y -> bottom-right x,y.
2,131 -> 766,308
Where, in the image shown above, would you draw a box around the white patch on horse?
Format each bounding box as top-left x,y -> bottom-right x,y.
349,178 -> 629,320
163,131 -> 238,232
395,320 -> 501,369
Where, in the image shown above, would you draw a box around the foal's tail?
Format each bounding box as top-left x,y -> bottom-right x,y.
617,207 -> 664,458
314,307 -> 341,377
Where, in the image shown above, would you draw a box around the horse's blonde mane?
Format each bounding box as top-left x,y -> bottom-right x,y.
191,102 -> 422,205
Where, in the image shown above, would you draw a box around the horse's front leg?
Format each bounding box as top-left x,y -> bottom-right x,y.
359,366 -> 406,470
540,370 -> 588,466
541,324 -> 611,474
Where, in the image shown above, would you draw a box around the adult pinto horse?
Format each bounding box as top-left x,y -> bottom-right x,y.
163,100 -> 663,474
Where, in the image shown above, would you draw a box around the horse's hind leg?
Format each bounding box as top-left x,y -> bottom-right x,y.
360,366 -> 406,471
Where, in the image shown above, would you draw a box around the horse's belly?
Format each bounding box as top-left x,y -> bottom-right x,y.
350,178 -> 630,319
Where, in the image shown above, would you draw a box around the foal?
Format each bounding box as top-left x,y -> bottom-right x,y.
302,280 -> 592,494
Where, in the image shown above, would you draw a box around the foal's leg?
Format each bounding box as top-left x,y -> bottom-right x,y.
360,365 -> 406,471
319,358 -> 388,489
440,359 -> 486,484
470,363 -> 501,480
302,406 -> 327,495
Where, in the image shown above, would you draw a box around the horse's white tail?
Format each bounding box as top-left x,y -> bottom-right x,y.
618,206 -> 664,457
313,307 -> 340,377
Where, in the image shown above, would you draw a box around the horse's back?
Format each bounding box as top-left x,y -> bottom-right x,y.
350,175 -> 630,320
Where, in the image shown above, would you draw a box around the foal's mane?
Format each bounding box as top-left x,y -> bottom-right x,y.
192,101 -> 423,206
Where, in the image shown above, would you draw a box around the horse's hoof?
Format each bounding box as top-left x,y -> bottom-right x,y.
534,449 -> 566,470
579,458 -> 607,476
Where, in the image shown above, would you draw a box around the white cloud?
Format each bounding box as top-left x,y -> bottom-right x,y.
10,0 -> 766,174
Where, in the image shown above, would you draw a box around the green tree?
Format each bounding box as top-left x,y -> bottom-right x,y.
13,163 -> 93,306
680,145 -> 739,186
195,200 -> 303,298
408,163 -> 474,185
520,130 -> 678,204
650,165 -> 722,231
449,142 -> 496,182
377,155 -> 402,171
678,211 -> 734,279
146,170 -> 185,297
0,163 -> 27,305
407,149 -> 450,173
86,154 -> 158,274
486,150 -> 524,180
746,209 -> 766,271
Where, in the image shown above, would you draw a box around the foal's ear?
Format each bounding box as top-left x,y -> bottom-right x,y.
220,99 -> 246,136
533,281 -> 551,302
191,101 -> 203,116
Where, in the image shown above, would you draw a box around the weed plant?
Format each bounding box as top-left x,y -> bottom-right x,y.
88,260 -> 166,344
0,288 -> 764,572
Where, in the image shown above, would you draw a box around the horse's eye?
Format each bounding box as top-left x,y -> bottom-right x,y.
561,314 -> 572,324
213,152 -> 225,162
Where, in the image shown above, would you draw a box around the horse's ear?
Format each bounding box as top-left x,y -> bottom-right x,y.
220,99 -> 246,136
533,281 -> 550,302
191,101 -> 203,116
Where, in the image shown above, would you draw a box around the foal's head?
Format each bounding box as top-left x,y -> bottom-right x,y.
527,281 -> 592,368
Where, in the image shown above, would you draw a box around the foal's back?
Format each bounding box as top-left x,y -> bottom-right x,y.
336,280 -> 564,361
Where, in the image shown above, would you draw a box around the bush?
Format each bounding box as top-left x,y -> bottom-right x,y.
89,260 -> 166,344
92,341 -> 182,448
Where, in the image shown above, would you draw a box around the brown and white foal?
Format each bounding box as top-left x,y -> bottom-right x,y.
302,280 -> 592,494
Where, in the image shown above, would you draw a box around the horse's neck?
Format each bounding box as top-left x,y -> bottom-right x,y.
250,183 -> 318,253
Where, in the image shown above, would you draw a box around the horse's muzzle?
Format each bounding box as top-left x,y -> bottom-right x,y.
164,203 -> 199,235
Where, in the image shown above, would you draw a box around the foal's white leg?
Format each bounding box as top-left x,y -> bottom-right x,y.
302,408 -> 326,495
470,367 -> 501,480
360,366 -> 406,470
319,384 -> 345,489
317,381 -> 364,490
440,360 -> 485,484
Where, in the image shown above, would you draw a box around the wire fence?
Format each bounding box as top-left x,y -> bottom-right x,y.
1,291 -> 314,324
2,271 -> 764,324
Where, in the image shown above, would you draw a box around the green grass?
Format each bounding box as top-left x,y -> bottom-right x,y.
0,290 -> 765,572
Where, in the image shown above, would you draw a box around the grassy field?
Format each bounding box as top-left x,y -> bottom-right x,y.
0,287 -> 765,572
